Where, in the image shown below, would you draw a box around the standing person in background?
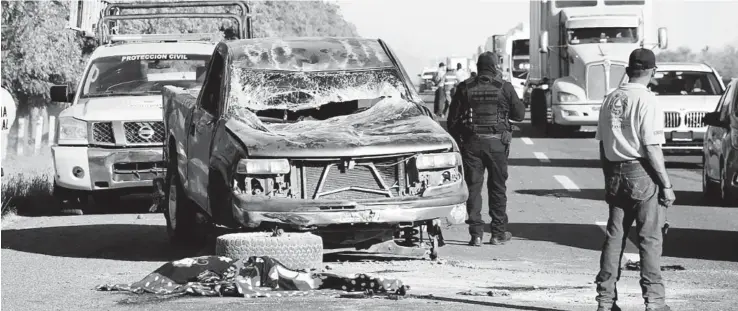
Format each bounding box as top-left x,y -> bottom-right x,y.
433,62 -> 447,117
446,52 -> 525,247
454,63 -> 470,85
594,48 -> 673,311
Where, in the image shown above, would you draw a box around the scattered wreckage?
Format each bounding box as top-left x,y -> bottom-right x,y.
160,37 -> 469,267
48,1 -> 252,213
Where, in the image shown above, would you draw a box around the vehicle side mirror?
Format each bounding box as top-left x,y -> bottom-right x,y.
703,111 -> 728,128
50,84 -> 74,102
657,27 -> 668,50
539,31 -> 549,54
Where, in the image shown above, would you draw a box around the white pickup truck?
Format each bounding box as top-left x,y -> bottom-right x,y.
49,0 -> 252,213
50,41 -> 216,212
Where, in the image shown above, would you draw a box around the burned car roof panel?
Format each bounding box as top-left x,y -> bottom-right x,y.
225,37 -> 394,71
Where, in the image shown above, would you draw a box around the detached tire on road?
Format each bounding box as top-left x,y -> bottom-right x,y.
215,232 -> 323,271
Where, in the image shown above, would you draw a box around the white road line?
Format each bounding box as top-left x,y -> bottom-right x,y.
554,175 -> 581,192
521,137 -> 534,145
533,152 -> 550,163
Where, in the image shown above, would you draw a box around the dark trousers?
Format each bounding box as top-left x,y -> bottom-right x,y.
461,134 -> 510,238
596,160 -> 666,308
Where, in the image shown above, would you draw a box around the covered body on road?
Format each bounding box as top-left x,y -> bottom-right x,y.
162,37 -> 468,251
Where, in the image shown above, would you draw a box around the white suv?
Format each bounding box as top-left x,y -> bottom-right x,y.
620,62 -> 726,153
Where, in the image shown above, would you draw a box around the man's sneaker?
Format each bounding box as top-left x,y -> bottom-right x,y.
646,305 -> 671,311
489,232 -> 512,245
597,303 -> 621,311
468,236 -> 482,247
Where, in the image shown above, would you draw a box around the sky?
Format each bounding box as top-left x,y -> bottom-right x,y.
337,0 -> 738,78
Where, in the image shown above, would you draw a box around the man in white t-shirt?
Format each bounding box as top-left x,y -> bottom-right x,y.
594,48 -> 674,311
454,63 -> 469,84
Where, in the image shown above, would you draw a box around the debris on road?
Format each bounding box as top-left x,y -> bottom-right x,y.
624,261 -> 686,271
457,289 -> 511,297
96,255 -> 408,299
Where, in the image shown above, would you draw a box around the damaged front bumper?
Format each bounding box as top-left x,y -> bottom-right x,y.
52,146 -> 166,191
232,181 -> 469,228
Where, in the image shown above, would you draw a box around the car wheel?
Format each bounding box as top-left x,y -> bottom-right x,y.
215,231 -> 324,271
702,155 -> 720,199
719,161 -> 737,207
164,164 -> 199,245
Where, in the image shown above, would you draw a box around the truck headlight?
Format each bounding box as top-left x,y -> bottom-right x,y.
57,117 -> 88,145
415,152 -> 460,170
236,158 -> 290,175
557,91 -> 579,103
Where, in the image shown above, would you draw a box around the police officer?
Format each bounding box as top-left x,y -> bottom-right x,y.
446,51 -> 525,247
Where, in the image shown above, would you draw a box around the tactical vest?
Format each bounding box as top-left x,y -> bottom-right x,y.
465,75 -> 510,135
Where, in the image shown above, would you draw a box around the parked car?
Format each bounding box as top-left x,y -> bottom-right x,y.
417,67 -> 437,93
620,62 -> 726,154
702,78 -> 738,206
161,37 -> 469,259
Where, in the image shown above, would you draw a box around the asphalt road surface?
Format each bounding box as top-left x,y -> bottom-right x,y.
2,92 -> 737,311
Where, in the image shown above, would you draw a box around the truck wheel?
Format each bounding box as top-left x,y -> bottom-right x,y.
530,89 -> 546,128
215,232 -> 324,271
164,166 -> 199,245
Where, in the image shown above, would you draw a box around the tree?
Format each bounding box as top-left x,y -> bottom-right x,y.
1,1 -> 85,111
657,44 -> 738,80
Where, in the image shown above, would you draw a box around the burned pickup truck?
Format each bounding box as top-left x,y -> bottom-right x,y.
161,37 -> 468,259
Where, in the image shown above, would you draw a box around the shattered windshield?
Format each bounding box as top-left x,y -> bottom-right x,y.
80,54 -> 210,98
567,27 -> 638,45
228,67 -> 411,122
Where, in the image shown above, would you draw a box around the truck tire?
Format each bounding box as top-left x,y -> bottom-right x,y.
530,89 -> 547,128
164,163 -> 199,245
215,232 -> 324,271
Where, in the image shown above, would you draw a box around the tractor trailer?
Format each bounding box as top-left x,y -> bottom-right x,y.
528,0 -> 667,137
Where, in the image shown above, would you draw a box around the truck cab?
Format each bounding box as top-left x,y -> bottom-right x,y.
528,0 -> 667,137
49,0 -> 251,213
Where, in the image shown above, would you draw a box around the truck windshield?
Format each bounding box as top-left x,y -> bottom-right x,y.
555,0 -> 597,8
80,54 -> 210,98
230,67 -> 411,114
649,71 -> 724,96
567,27 -> 638,44
512,40 -> 529,56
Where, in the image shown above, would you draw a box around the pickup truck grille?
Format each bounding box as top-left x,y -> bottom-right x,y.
92,122 -> 115,144
296,157 -> 406,201
684,112 -> 707,128
664,112 -> 681,128
124,121 -> 165,145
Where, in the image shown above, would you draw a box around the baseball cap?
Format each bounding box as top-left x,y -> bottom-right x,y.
628,48 -> 656,70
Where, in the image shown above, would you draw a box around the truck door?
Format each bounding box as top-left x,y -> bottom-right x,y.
186,51 -> 226,209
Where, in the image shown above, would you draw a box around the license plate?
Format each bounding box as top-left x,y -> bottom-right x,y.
671,131 -> 692,141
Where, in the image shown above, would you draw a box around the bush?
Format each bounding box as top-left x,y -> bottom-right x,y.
657,45 -> 738,80
1,171 -> 55,218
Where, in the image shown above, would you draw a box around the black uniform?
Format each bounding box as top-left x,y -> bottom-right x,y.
446,52 -> 525,245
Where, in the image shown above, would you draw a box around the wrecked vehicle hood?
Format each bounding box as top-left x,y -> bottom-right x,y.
225,97 -> 454,158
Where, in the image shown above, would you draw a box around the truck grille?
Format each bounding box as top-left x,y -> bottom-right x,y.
664,112 -> 681,128
684,112 -> 706,128
297,157 -> 406,201
92,122 -> 115,144
586,63 -> 626,101
123,121 -> 165,145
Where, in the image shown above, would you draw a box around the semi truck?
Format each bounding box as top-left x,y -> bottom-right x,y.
528,0 -> 667,137
498,23 -> 530,100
